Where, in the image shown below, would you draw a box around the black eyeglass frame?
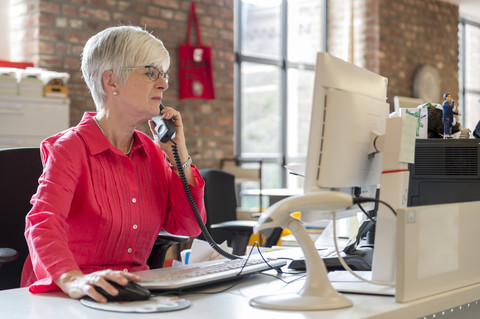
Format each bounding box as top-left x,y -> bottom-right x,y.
120,65 -> 169,83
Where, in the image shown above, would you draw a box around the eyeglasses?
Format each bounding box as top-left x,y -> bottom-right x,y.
120,65 -> 169,83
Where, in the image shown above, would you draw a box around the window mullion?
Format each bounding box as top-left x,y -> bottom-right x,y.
234,0 -> 242,157
460,18 -> 466,127
279,0 -> 288,188
235,0 -> 326,190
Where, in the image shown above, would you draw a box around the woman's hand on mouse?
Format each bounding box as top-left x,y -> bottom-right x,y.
54,269 -> 141,302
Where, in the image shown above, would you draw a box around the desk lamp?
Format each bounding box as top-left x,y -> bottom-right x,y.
249,191 -> 354,311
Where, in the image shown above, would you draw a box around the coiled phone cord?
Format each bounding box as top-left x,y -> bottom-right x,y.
171,142 -> 239,260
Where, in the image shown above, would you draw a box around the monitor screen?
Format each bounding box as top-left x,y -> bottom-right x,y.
302,52 -> 389,222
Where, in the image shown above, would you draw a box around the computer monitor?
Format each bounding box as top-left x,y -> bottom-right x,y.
251,52 -> 390,311
301,52 -> 389,222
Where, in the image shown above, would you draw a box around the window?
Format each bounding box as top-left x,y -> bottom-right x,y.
0,0 -> 11,60
234,0 -> 326,194
459,18 -> 480,132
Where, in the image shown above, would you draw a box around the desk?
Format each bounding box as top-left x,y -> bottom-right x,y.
2,269 -> 480,319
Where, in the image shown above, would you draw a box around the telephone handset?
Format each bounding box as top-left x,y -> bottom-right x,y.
151,103 -> 176,143
151,103 -> 239,260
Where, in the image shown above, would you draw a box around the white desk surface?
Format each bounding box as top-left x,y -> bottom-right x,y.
2,269 -> 480,319
241,188 -> 302,197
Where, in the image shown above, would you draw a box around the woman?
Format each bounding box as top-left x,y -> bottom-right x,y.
21,26 -> 206,303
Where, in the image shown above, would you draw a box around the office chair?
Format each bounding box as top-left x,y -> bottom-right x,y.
147,231 -> 189,269
0,147 -> 188,290
199,169 -> 256,255
0,147 -> 43,290
220,157 -> 263,214
199,169 -> 282,256
0,248 -> 19,267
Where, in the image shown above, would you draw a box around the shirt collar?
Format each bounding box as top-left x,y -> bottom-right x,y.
77,112 -> 146,157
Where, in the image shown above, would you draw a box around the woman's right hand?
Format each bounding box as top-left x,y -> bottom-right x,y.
54,269 -> 141,303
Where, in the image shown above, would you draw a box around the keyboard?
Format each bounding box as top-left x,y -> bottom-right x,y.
134,258 -> 287,291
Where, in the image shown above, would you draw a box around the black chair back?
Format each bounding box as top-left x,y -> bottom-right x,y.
0,147 -> 43,290
199,169 -> 238,246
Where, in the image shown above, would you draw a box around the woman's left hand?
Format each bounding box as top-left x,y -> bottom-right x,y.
148,106 -> 196,185
148,105 -> 186,152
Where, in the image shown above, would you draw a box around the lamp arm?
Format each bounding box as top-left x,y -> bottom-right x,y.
254,191 -> 354,233
250,191 -> 354,311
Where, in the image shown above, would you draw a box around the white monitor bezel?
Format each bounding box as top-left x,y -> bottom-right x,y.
303,52 -> 389,195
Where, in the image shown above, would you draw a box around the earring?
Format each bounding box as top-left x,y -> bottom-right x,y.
113,91 -> 118,96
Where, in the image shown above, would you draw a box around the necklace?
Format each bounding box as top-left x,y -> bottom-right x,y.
93,116 -> 134,156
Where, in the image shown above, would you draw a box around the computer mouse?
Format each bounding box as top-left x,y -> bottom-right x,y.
94,279 -> 151,302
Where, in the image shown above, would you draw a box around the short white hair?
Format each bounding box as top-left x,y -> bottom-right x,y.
81,26 -> 170,110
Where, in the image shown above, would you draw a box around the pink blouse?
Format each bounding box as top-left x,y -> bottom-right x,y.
21,112 -> 206,293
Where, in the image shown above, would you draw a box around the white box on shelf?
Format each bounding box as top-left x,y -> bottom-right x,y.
18,78 -> 43,97
0,78 -> 18,95
18,69 -> 44,98
0,68 -> 19,96
0,95 -> 70,148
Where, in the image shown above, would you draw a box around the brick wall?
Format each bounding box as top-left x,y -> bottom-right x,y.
378,0 -> 459,107
12,0 -> 460,164
327,0 -> 459,111
327,0 -> 381,72
11,0 -> 234,169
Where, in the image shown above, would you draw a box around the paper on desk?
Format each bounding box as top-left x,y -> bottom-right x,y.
399,112 -> 417,164
246,246 -> 270,255
329,271 -> 396,296
328,270 -> 372,282
181,239 -> 232,265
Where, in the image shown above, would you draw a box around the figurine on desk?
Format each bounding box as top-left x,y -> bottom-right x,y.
442,93 -> 460,138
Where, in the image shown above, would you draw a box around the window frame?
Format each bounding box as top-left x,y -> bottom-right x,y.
234,0 -> 327,188
459,17 -> 480,129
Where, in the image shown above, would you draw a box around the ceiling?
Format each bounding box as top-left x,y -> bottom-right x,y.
445,0 -> 480,22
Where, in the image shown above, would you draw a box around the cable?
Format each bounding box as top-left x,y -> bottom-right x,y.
168,241 -> 289,296
171,142 -> 239,260
331,198 -> 396,287
172,142 -> 288,288
172,141 -> 396,286
353,197 -> 396,216
356,203 -> 376,224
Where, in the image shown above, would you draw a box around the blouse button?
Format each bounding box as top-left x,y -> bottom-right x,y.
123,269 -> 129,272
132,198 -> 137,203
133,224 -> 138,230
127,248 -> 133,253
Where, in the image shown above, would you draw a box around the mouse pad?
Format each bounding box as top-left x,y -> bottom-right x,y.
80,295 -> 191,313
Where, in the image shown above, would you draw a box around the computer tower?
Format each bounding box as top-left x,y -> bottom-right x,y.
408,139 -> 480,206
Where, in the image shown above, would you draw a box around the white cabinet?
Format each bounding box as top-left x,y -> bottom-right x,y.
0,95 -> 70,148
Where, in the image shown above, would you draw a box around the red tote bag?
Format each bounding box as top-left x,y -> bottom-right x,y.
178,2 -> 215,100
